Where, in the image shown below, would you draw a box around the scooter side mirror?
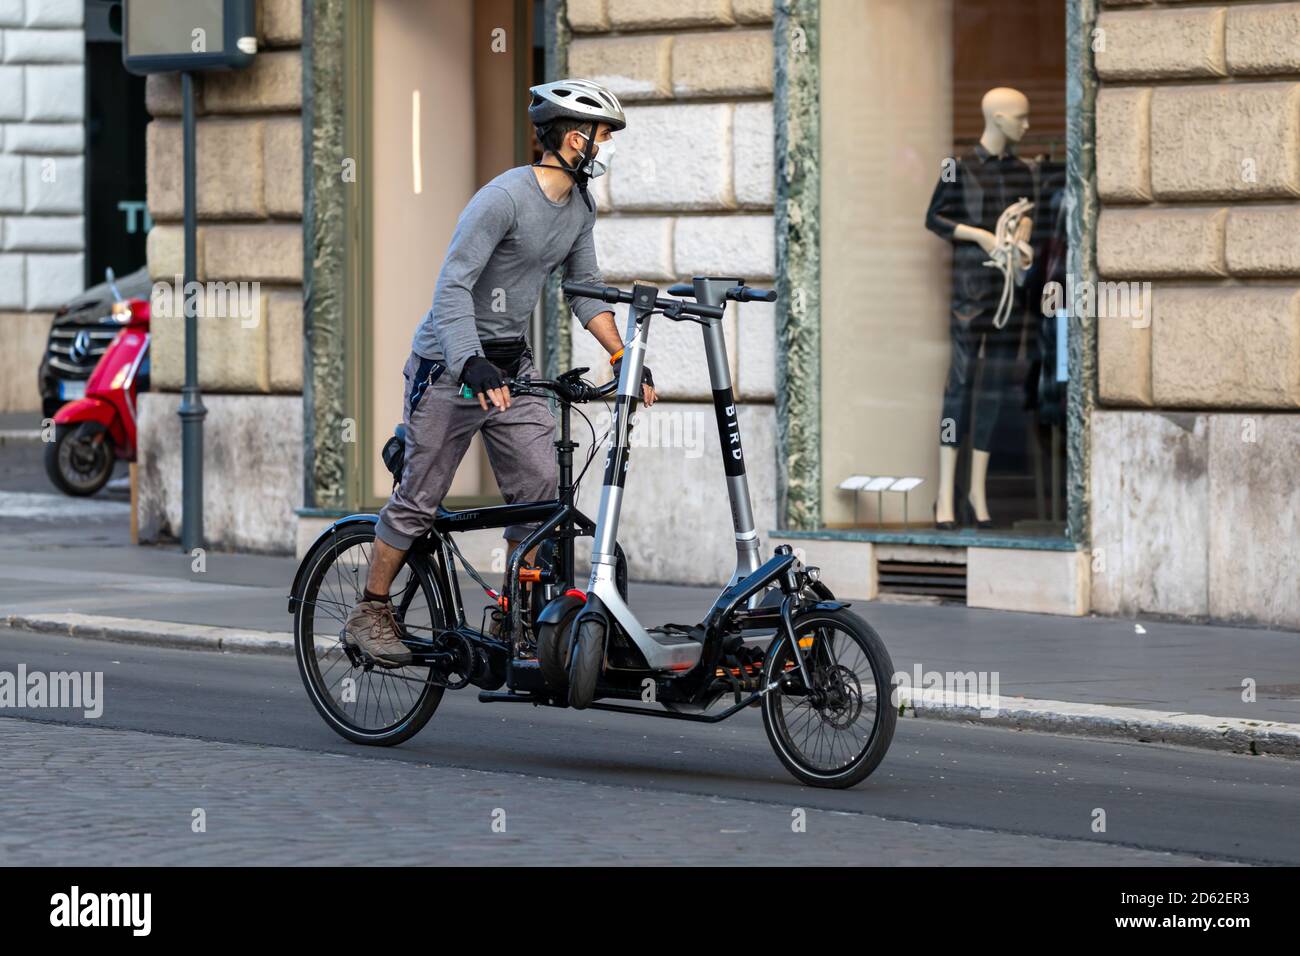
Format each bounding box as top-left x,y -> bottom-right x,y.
106,267 -> 122,303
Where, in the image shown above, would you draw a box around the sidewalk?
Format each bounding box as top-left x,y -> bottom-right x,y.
3,497 -> 1299,756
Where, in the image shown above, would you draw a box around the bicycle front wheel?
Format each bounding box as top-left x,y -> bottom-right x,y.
761,608 -> 896,788
294,521 -> 446,746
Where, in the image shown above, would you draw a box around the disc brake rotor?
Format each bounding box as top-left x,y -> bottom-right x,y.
816,664 -> 863,730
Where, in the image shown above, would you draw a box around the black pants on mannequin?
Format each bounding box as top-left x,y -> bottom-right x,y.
940,310 -> 1018,453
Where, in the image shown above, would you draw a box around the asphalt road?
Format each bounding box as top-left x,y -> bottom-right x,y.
2,626 -> 1296,865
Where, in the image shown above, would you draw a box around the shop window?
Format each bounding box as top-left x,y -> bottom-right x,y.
820,0 -> 1069,538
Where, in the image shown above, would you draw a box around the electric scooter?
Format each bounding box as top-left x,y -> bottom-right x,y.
45,270 -> 151,496
290,277 -> 896,789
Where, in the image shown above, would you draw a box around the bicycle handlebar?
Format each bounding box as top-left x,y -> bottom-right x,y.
562,282 -> 726,320
503,373 -> 617,405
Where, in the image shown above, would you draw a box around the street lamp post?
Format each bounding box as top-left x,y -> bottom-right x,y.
178,70 -> 206,552
121,1 -> 257,553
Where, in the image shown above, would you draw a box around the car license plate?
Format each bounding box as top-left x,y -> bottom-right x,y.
59,380 -> 86,400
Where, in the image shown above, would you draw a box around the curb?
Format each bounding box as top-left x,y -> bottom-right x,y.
5,612 -> 1299,759
896,687 -> 1300,759
0,429 -> 42,447
4,612 -> 293,655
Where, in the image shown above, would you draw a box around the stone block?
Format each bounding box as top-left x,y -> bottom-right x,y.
25,0 -> 82,27
263,116 -> 303,218
266,288 -> 303,392
23,63 -> 83,121
607,0 -> 733,31
609,103 -> 733,210
259,0 -> 303,47
1088,409 -> 1210,618
593,215 -> 674,280
0,64 -> 21,119
1151,83 -> 1300,200
967,548 -> 1090,616
567,0 -> 610,32
2,214 -> 83,251
0,153 -> 24,211
23,153 -> 81,213
568,35 -> 672,101
0,309 -> 51,412
203,50 -> 302,113
735,298 -> 775,400
136,392 -> 302,553
1226,2 -> 1300,75
1096,87 -> 1152,202
674,214 -> 775,278
147,118 -> 267,222
672,30 -> 773,97
1207,413 -> 1300,629
147,224 -> 207,282
1225,205 -> 1300,276
734,101 -> 774,207
3,120 -> 82,153
0,252 -> 23,308
25,250 -> 82,310
2,28 -> 83,63
203,224 -> 303,283
1151,286 -> 1300,408
1097,207 -> 1227,278
1095,7 -> 1227,80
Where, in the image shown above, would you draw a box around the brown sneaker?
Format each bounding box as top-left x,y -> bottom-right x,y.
342,600 -> 411,668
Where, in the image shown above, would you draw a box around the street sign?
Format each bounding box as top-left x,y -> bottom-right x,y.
122,0 -> 257,75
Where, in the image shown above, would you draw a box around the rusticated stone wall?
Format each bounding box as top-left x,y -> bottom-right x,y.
136,0 -> 305,552
1091,0 -> 1300,627
561,0 -> 781,584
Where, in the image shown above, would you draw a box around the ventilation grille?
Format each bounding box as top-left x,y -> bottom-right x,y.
877,561 -> 967,602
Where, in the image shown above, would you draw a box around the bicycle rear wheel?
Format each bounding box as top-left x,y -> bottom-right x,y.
761,608 -> 896,788
293,521 -> 447,746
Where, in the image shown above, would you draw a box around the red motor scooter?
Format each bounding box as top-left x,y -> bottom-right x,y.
45,270 -> 151,496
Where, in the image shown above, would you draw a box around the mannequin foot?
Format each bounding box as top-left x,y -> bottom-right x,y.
934,502 -> 957,532
965,494 -> 993,530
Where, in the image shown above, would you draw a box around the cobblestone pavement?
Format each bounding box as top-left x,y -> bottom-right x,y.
0,718 -> 1229,866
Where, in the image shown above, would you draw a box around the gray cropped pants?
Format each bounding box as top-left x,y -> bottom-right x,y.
375,351 -> 558,551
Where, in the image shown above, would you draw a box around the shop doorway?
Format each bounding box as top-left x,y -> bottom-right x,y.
360,0 -> 543,508
85,0 -> 149,285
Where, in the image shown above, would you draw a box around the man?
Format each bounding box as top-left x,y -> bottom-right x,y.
343,78 -> 657,667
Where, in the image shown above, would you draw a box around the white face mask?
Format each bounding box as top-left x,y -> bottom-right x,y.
578,132 -> 615,178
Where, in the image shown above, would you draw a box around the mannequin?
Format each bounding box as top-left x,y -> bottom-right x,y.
924,87 -> 1035,529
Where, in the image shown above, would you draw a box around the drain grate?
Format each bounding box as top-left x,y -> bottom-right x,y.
877,560 -> 967,601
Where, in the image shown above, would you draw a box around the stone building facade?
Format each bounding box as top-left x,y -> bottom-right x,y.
1090,0 -> 1300,627
136,0 -> 304,552
132,0 -> 1297,629
0,0 -> 86,411
566,0 -> 780,582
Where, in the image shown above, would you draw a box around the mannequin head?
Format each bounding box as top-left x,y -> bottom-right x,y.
980,87 -> 1030,153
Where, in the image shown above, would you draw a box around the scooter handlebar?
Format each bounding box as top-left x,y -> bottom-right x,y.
563,281 -> 725,320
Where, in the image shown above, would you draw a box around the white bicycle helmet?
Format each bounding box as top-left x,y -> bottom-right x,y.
528,78 -> 627,132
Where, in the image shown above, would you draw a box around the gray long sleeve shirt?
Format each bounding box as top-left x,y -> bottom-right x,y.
412,165 -> 609,379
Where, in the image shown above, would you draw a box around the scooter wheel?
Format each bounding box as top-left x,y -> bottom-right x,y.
538,605 -> 578,693
45,422 -> 114,497
566,614 -> 606,710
